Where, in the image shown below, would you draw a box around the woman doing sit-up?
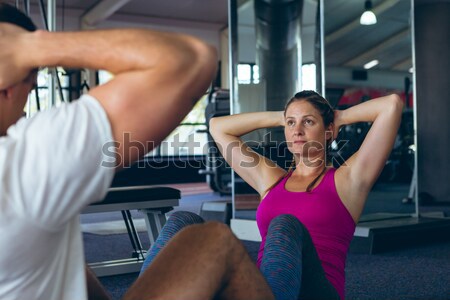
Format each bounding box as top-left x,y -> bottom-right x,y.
208,90 -> 403,300
139,90 -> 403,300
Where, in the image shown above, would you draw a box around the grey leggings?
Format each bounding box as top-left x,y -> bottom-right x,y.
140,212 -> 340,300
260,214 -> 340,300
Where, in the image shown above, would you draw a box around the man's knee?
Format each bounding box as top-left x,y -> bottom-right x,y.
180,221 -> 235,245
203,221 -> 234,241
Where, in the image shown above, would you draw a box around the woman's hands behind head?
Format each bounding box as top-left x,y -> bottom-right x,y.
277,111 -> 286,127
332,110 -> 345,140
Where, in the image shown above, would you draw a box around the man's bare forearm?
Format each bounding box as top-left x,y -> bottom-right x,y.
18,29 -> 206,75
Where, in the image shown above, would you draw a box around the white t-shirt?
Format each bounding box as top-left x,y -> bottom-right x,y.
0,95 -> 115,300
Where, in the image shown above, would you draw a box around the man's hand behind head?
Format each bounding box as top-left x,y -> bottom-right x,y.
0,23 -> 34,90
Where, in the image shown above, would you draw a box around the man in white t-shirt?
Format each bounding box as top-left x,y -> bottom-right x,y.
0,4 -> 274,300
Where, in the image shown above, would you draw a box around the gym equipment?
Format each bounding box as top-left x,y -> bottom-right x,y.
200,201 -> 232,225
83,186 -> 180,277
402,164 -> 416,204
331,106 -> 414,183
36,0 -> 66,105
351,212 -> 450,254
199,89 -> 232,194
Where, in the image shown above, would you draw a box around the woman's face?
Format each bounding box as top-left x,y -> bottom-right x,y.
284,100 -> 331,163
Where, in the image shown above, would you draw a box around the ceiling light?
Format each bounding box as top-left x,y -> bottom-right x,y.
364,59 -> 379,69
360,0 -> 377,25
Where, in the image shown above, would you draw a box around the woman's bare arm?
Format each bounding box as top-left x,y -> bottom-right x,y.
209,112 -> 286,195
335,94 -> 404,222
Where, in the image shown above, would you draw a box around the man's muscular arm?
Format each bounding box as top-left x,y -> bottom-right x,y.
0,24 -> 217,168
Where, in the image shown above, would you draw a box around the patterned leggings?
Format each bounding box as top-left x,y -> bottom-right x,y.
139,211 -> 340,300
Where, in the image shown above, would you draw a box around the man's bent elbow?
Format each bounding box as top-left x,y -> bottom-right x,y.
180,36 -> 217,73
193,41 -> 218,80
196,42 -> 218,66
173,37 -> 217,98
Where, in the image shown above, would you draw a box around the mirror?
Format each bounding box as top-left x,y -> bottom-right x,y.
229,0 -> 416,230
230,0 -> 316,223
323,0 -> 416,219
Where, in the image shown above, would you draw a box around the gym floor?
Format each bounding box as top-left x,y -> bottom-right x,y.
82,183 -> 450,300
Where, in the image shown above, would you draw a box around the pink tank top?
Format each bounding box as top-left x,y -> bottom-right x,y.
256,168 -> 355,300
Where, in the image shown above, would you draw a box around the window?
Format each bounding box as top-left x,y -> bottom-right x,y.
301,63 -> 316,91
238,63 -> 316,89
253,65 -> 260,84
147,95 -> 209,157
98,70 -> 114,85
238,63 -> 259,84
25,68 -> 70,118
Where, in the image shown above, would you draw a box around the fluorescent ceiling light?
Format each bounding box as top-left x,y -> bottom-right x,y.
364,59 -> 379,69
360,0 -> 377,25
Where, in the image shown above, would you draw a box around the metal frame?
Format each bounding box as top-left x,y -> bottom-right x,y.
320,0 -> 326,97
228,0 -> 238,220
82,186 -> 180,277
410,0 -> 420,215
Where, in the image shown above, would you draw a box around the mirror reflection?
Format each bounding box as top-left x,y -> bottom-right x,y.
231,0 -> 415,221
323,0 -> 415,219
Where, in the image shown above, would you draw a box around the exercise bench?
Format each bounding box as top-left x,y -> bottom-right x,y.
82,185 -> 181,277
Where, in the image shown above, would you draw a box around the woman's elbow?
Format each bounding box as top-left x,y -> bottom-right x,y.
389,94 -> 404,111
209,116 -> 216,127
209,117 -> 219,135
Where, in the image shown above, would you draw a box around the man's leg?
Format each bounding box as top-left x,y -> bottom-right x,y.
140,211 -> 204,274
85,265 -> 111,300
123,222 -> 274,300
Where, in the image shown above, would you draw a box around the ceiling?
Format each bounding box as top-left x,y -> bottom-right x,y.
29,0 -> 229,25
324,0 -> 412,72
237,0 -> 412,72
22,0 -> 412,72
